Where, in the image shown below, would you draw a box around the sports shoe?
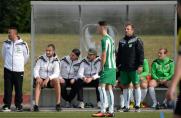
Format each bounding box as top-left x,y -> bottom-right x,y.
123,108 -> 130,112
151,102 -> 157,108
33,105 -> 39,112
56,103 -> 61,111
2,105 -> 11,112
155,102 -> 161,110
92,112 -> 106,117
16,105 -> 23,112
78,101 -> 84,109
135,106 -> 140,112
117,106 -> 125,112
105,113 -> 115,117
161,103 -> 168,109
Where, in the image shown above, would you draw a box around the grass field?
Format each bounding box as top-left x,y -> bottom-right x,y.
0,112 -> 173,118
0,34 -> 174,94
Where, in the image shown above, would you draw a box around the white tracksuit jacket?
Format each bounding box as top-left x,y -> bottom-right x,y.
2,38 -> 29,72
34,54 -> 60,80
59,56 -> 80,80
78,57 -> 101,80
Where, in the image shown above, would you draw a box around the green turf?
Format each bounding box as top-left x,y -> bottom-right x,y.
0,112 -> 173,118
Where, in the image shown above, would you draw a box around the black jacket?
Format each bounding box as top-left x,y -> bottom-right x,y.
116,35 -> 144,71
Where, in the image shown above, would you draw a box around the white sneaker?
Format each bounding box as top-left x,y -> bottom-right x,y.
2,105 -> 11,112
78,102 -> 84,109
97,101 -> 101,108
151,103 -> 157,108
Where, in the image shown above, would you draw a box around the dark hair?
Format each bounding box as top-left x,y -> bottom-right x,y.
98,21 -> 107,26
124,22 -> 135,30
72,48 -> 80,57
47,44 -> 55,51
8,27 -> 18,34
159,48 -> 168,54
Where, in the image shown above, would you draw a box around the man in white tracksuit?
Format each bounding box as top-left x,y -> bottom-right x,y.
77,48 -> 101,108
33,44 -> 61,111
59,49 -> 81,108
1,27 -> 29,112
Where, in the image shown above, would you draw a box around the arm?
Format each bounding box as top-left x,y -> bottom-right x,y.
34,59 -> 41,79
165,61 -> 175,81
140,59 -> 149,77
151,62 -> 159,80
1,43 -> 5,60
101,50 -> 106,70
78,62 -> 85,79
49,61 -> 60,80
167,56 -> 181,100
101,39 -> 106,70
116,42 -> 121,68
23,42 -> 30,64
92,60 -> 101,80
136,39 -> 144,68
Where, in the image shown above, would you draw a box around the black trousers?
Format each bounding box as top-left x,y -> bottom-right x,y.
76,79 -> 100,102
3,68 -> 24,107
61,79 -> 77,103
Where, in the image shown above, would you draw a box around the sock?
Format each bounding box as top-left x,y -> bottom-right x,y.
106,90 -> 109,108
123,89 -> 131,109
134,87 -> 141,107
149,87 -> 157,104
120,94 -> 124,108
107,89 -> 114,113
130,88 -> 134,102
98,86 -> 108,113
141,88 -> 148,102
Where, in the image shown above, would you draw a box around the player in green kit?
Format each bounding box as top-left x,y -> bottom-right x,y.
92,21 -> 116,117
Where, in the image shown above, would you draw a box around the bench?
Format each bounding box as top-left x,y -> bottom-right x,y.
31,87 -> 168,108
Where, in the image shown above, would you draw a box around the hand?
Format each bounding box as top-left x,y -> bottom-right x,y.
83,77 -> 88,83
42,78 -> 49,87
166,86 -> 176,101
70,79 -> 75,84
36,77 -> 42,85
59,78 -> 65,84
86,77 -> 93,83
137,66 -> 143,74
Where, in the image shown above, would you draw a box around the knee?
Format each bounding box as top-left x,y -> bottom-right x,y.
141,82 -> 148,89
148,80 -> 155,87
52,79 -> 60,86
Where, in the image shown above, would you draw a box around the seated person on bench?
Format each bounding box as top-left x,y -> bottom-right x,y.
77,48 -> 101,108
148,48 -> 174,108
59,48 -> 81,108
33,44 -> 61,111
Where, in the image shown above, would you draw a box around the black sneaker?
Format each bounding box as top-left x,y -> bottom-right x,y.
161,103 -> 168,109
16,105 -> 23,112
123,108 -> 130,112
56,104 -> 61,111
155,103 -> 161,110
2,105 -> 11,112
33,105 -> 39,112
135,106 -> 140,112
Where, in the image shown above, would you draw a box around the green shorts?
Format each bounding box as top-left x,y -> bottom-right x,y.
99,68 -> 116,85
119,71 -> 140,85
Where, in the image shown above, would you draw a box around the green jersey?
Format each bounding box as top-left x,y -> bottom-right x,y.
151,57 -> 174,81
101,34 -> 116,69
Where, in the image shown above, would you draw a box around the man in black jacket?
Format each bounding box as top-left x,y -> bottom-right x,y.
116,22 -> 144,112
